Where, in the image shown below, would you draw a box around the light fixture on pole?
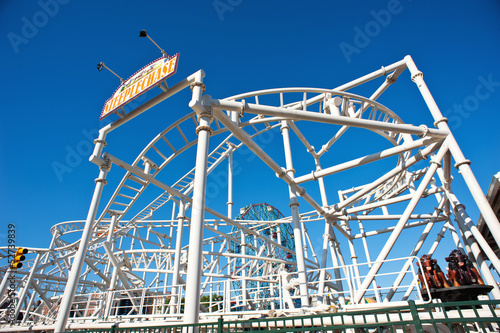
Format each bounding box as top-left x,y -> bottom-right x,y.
97,62 -> 124,83
139,30 -> 169,57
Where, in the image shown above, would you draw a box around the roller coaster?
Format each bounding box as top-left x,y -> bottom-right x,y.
1,55 -> 500,332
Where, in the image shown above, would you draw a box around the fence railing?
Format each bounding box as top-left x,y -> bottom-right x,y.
62,299 -> 500,333
53,256 -> 429,325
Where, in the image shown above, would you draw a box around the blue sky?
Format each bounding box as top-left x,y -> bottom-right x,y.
1,0 -> 500,262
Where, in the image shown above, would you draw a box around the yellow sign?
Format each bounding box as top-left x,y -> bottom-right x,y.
100,53 -> 179,120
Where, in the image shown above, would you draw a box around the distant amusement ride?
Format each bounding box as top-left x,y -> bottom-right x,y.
1,32 -> 500,332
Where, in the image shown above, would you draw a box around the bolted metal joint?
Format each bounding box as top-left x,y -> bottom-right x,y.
417,125 -> 428,138
276,167 -> 286,179
454,160 -> 471,169
195,125 -> 213,136
417,149 -> 428,160
141,156 -> 158,171
296,186 -> 306,196
94,139 -> 107,147
411,71 -> 423,82
280,122 -> 290,132
108,210 -> 122,217
94,178 -> 108,185
100,154 -> 112,171
189,98 -> 213,121
429,159 -> 442,167
190,81 -> 206,93
434,117 -> 448,127
239,99 -> 246,117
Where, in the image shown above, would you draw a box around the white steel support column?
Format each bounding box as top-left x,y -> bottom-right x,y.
405,55 -> 500,248
106,212 -> 119,250
103,212 -> 119,318
184,71 -> 211,325
170,201 -> 186,314
354,143 -> 449,303
54,158 -> 110,333
227,151 -> 234,219
341,220 -> 362,288
318,218 -> 333,301
281,121 -> 309,307
321,156 -> 347,294
240,230 -> 247,309
443,151 -> 452,215
445,222 -> 465,254
358,219 -> 381,302
227,110 -> 238,220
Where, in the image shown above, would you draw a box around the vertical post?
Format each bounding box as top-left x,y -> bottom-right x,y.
103,212 -> 119,318
315,156 -> 339,302
171,200 -> 186,314
280,120 -> 309,307
342,221 -> 362,290
217,316 -> 223,333
240,230 -> 247,309
408,300 -> 424,333
227,109 -> 238,220
442,151 -> 452,215
405,55 -> 500,248
358,219 -> 382,303
183,70 -> 211,325
227,151 -> 234,220
54,156 -> 111,333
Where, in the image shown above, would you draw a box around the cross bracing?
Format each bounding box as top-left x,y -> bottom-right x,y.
1,56 -> 500,333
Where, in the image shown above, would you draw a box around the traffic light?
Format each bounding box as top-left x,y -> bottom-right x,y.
10,248 -> 28,269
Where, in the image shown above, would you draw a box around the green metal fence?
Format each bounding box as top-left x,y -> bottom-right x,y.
64,300 -> 500,333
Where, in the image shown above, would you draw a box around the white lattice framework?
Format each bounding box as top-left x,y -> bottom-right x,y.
1,56 -> 500,333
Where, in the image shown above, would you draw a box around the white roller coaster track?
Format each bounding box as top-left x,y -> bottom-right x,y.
1,56 -> 499,333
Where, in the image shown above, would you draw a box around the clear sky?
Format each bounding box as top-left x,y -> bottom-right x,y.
1,0 -> 500,259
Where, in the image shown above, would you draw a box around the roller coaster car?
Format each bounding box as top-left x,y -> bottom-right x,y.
417,254 -> 450,290
445,249 -> 484,286
419,250 -> 492,303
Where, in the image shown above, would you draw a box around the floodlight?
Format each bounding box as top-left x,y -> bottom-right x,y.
139,29 -> 168,57
96,62 -> 124,82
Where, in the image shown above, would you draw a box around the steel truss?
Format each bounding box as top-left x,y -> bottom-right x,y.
1,56 -> 500,333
